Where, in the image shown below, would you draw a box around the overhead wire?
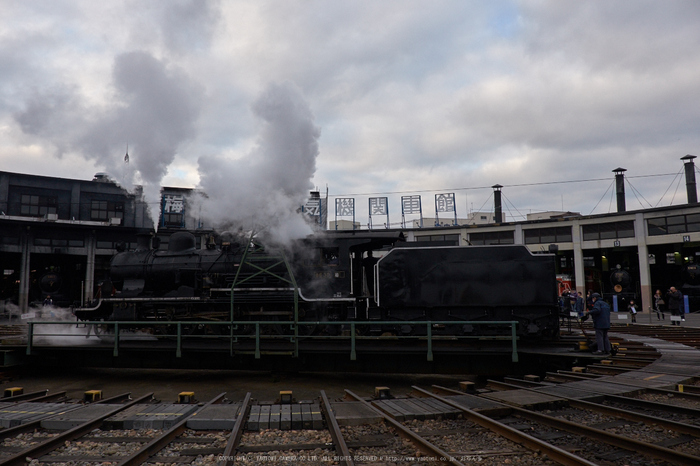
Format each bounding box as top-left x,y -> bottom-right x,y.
330,172 -> 678,197
654,166 -> 684,207
501,193 -> 527,221
669,168 -> 685,206
625,179 -> 654,209
588,180 -> 614,215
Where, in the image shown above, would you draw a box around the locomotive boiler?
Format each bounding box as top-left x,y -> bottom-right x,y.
73,229 -> 560,339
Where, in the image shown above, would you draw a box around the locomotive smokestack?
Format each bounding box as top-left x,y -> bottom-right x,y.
682,154 -> 698,204
492,184 -> 503,223
613,168 -> 626,213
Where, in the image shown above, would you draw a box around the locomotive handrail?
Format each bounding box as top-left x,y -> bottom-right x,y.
25,319 -> 520,362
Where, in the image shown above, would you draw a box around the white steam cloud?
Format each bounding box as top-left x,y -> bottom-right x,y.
13,51 -> 203,213
196,81 -> 320,245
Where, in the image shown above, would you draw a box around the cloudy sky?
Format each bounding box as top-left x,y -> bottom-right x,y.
2,0 -> 700,229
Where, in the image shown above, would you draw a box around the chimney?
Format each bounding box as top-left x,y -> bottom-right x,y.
613,168 -> 626,213
682,154 -> 698,204
492,184 -> 503,223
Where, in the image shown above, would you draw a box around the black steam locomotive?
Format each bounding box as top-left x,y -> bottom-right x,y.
73,230 -> 560,339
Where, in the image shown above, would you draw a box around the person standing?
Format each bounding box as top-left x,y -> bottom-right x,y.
587,293 -> 611,355
653,289 -> 665,320
627,299 -> 638,323
667,287 -> 683,325
574,291 -> 585,319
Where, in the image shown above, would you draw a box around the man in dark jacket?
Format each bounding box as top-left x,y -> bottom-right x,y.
667,287 -> 683,325
587,293 -> 611,355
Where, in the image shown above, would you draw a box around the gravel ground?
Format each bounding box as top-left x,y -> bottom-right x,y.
405,418 -> 549,465
233,428 -> 335,466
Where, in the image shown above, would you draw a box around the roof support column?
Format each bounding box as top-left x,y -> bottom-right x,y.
635,212 -> 651,314
84,232 -> 96,305
571,220 -> 585,296
18,228 -> 32,313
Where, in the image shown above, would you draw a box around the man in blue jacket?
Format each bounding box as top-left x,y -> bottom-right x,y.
587,293 -> 611,355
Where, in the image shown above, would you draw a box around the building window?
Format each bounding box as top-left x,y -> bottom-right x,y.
524,226 -> 573,244
163,212 -> 184,228
91,200 -> 124,221
582,221 -> 635,241
414,234 -> 460,244
648,214 -> 700,236
20,195 -> 57,217
469,230 -> 514,245
34,238 -> 83,248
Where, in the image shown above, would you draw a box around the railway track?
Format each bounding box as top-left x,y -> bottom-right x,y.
1,377 -> 699,465
2,327 -> 700,465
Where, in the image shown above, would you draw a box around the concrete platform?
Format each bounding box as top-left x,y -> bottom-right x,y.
103,404 -> 199,429
247,403 -> 322,431
372,397 -> 462,421
438,394 -> 509,414
594,373 -> 688,389
0,402 -> 82,428
186,403 -> 241,430
480,389 -> 566,408
551,379 -> 640,395
41,404 -> 122,430
329,401 -> 383,426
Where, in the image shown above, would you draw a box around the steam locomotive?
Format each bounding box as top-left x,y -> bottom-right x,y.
73,230 -> 560,339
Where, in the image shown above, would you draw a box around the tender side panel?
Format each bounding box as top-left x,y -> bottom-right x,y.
377,245 -> 557,309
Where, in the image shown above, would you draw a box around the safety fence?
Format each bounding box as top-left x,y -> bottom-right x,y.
25,320 -> 520,362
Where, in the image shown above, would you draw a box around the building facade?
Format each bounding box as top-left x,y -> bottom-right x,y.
0,171 -> 152,313
3,163 -> 699,317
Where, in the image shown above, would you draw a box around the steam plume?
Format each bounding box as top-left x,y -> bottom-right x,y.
196,82 -> 320,245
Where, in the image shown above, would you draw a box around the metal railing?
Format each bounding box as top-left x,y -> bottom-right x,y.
25,320 -> 520,362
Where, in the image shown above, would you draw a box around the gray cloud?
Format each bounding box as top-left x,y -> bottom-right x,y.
2,1 -> 700,226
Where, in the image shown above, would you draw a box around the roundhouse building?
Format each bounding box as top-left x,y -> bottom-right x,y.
408,157 -> 700,315
2,158 -> 700,319
0,171 -> 152,315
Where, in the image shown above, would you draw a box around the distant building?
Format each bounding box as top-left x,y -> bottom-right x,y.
527,211 -> 582,221
302,190 -> 328,230
330,219 -> 361,230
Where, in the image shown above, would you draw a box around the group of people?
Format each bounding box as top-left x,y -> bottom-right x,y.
572,286 -> 687,356
653,287 -> 685,325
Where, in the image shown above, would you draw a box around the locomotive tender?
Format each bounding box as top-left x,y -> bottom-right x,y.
73,229 -> 560,339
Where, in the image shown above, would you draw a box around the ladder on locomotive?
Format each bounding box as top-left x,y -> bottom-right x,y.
228,233 -> 301,357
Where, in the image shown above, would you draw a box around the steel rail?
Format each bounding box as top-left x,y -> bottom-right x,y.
0,389 -> 49,402
427,385 -> 700,466
95,392 -> 133,404
320,390 -> 354,466
344,389 -> 466,466
478,379 -> 700,438
1,390 -> 66,404
117,392 -> 227,466
219,392 -> 252,466
544,371 -> 596,382
603,393 -> 700,417
411,386 -> 598,466
510,401 -> 700,465
643,386 -> 700,401
0,392 -> 132,442
567,397 -> 700,438
0,392 -> 154,466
